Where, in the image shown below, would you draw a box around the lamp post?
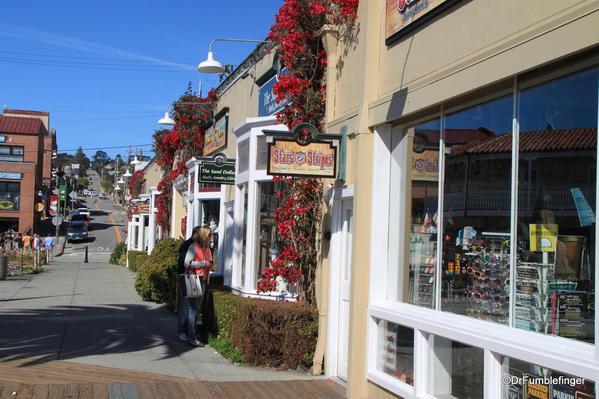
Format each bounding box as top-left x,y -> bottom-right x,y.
197,38 -> 270,74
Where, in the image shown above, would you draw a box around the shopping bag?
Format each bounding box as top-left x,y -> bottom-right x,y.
184,273 -> 204,298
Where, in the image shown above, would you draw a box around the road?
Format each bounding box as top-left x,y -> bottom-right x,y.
61,170 -> 127,263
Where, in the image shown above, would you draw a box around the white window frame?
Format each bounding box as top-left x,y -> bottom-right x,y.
231,116 -> 292,299
367,62 -> 599,398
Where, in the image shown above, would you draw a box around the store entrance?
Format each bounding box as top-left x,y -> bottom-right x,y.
330,197 -> 353,381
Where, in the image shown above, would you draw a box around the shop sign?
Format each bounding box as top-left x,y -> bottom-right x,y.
0,136 -> 6,143
386,0 -> 462,44
204,112 -> 228,156
258,69 -> 289,116
411,150 -> 438,181
264,123 -> 341,179
198,154 -> 236,185
268,139 -> 337,178
529,224 -> 558,252
0,172 -> 22,180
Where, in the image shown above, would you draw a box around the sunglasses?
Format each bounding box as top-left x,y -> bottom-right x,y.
466,266 -> 483,278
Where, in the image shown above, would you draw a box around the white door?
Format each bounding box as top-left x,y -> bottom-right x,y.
337,199 -> 353,380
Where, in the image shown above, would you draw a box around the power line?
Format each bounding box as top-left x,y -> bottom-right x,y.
0,54 -> 189,68
0,58 -> 192,73
0,49 -> 197,64
54,115 -> 158,123
57,144 -> 154,152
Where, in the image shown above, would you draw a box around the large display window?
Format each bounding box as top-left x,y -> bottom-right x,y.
369,62 -> 598,398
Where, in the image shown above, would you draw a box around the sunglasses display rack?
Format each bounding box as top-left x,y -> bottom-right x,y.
462,235 -> 510,323
409,232 -> 437,307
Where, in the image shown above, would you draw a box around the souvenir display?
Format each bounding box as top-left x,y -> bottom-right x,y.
381,323 -> 414,385
409,232 -> 437,307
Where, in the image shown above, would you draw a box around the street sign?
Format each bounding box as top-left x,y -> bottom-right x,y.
69,191 -> 78,199
59,185 -> 66,201
52,216 -> 63,226
50,195 -> 58,215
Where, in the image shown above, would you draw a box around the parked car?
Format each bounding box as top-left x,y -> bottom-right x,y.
67,221 -> 88,242
99,193 -> 107,199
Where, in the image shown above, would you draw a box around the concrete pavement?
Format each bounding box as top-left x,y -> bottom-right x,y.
0,191 -> 317,382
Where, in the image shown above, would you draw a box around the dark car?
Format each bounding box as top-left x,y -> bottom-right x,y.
67,221 -> 88,242
71,213 -> 92,229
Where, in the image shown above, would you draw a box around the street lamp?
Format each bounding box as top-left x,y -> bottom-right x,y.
197,38 -> 270,74
117,177 -> 125,185
123,169 -> 132,178
158,111 -> 175,126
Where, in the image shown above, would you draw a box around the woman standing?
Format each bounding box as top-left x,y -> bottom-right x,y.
181,226 -> 213,347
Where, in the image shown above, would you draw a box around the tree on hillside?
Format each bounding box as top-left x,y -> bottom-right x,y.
53,153 -> 75,169
92,150 -> 111,171
72,147 -> 91,176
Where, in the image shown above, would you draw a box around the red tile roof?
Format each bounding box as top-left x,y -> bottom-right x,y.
3,109 -> 49,116
416,128 -> 496,145
0,115 -> 44,134
449,128 -> 596,156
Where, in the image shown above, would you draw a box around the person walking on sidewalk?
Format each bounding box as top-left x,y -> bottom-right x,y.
179,226 -> 213,348
44,235 -> 55,262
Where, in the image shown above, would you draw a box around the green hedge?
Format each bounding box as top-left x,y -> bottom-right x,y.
134,238 -> 182,311
127,250 -> 149,273
109,242 -> 127,265
208,290 -> 318,370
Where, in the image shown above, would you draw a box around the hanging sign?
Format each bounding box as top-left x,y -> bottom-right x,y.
386,0 -> 462,44
268,139 -> 337,178
264,123 -> 341,179
258,69 -> 289,116
198,153 -> 236,185
203,110 -> 228,156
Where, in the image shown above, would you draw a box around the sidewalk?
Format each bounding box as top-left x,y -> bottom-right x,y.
0,258 -> 321,382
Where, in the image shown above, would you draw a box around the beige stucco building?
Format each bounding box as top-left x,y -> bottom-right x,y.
324,0 -> 599,398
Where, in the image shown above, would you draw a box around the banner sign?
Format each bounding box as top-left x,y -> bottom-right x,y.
199,161 -> 236,185
267,138 -> 337,178
386,0 -> 462,44
0,172 -> 22,180
50,195 -> 58,216
204,114 -> 228,156
258,69 -> 289,116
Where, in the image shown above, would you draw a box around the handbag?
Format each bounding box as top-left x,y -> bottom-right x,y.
184,273 -> 203,298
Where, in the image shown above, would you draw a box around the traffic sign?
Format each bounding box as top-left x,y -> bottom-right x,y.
52,216 -> 63,226
69,191 -> 77,199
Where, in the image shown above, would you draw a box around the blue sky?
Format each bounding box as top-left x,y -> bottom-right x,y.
0,1 -> 283,159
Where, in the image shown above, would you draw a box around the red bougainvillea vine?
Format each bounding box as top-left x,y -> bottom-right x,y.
153,84 -> 218,232
257,0 -> 358,306
128,170 -> 144,199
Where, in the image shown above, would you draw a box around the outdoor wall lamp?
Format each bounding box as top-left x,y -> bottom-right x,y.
197,38 -> 270,74
157,111 -> 175,126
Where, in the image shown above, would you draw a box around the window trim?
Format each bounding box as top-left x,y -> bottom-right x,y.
367,62 -> 599,397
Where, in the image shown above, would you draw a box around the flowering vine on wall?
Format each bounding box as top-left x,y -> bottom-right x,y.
257,0 -> 358,306
128,170 -> 144,199
153,84 -> 218,232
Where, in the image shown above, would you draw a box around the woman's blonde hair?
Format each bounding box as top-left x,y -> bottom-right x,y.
197,226 -> 212,247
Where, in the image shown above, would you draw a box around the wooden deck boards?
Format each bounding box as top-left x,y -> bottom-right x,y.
0,359 -> 346,399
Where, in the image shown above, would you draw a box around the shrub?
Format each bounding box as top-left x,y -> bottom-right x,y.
127,250 -> 149,272
134,238 -> 182,311
208,290 -> 318,369
109,242 -> 127,265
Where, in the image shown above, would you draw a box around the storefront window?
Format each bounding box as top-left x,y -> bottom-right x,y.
202,200 -> 220,266
428,336 -> 483,399
516,67 -> 597,343
257,136 -> 268,170
240,183 -> 248,285
377,321 -> 414,385
406,119 -> 440,308
441,95 -> 513,324
0,182 -> 20,211
256,181 -> 287,291
238,140 -> 249,173
502,356 -> 595,399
